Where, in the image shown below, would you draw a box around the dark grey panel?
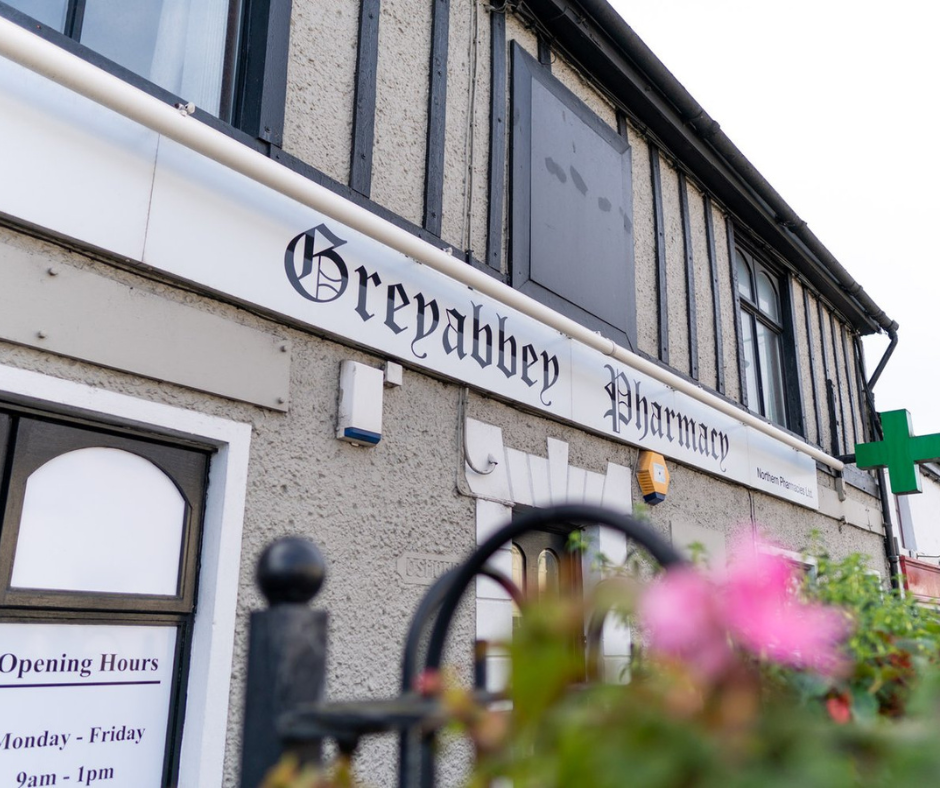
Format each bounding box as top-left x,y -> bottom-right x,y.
511,45 -> 635,347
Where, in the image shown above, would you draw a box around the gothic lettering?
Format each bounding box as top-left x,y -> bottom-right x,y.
385,283 -> 410,334
540,352 -> 559,406
283,224 -> 559,409
521,344 -> 538,387
497,315 -> 517,379
634,381 -> 650,441
471,303 -> 493,369
443,309 -> 467,358
285,224 -> 349,302
412,294 -> 440,359
650,401 -> 663,438
355,265 -> 381,321
603,363 -> 733,474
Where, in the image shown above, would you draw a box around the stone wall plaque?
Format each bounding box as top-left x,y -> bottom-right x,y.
396,553 -> 462,586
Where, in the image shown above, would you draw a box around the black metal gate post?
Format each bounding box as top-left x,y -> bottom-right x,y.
240,537 -> 328,788
239,504 -> 685,788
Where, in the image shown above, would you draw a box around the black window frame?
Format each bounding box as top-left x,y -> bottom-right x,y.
732,240 -> 804,435
0,0 -> 291,145
509,43 -> 637,349
0,404 -> 211,788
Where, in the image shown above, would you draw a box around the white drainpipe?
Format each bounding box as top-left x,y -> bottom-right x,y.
0,16 -> 843,472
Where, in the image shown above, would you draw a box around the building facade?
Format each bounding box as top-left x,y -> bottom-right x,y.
890,463 -> 940,604
0,0 -> 901,785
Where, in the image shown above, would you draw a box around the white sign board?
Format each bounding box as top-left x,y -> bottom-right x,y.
0,623 -> 177,788
140,141 -> 818,508
0,64 -> 819,508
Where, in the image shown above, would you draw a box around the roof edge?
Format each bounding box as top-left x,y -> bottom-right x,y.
527,0 -> 897,335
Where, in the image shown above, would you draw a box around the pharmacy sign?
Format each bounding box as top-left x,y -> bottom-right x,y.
855,410 -> 940,494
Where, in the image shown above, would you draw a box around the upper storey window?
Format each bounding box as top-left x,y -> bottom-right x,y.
3,0 -> 231,114
510,44 -> 637,349
735,246 -> 793,428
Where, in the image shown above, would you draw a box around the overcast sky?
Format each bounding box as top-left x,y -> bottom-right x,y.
610,0 -> 940,437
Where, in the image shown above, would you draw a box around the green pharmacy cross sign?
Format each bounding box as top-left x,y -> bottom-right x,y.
855,410 -> 940,495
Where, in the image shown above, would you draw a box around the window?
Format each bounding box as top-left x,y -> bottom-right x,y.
762,544 -> 819,586
734,245 -> 800,431
0,0 -> 290,141
510,525 -> 583,636
0,406 -> 209,787
3,0 -> 233,114
510,44 -> 637,348
511,529 -> 580,602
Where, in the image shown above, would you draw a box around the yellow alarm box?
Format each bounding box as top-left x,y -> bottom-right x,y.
637,451 -> 669,505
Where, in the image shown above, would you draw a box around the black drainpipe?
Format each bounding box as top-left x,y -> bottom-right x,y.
854,329 -> 901,588
866,328 -> 899,391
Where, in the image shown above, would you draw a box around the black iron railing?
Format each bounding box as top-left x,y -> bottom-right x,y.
239,504 -> 684,787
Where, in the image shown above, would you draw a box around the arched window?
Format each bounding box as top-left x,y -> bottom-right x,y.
512,523 -> 582,604
537,549 -> 560,598
511,543 -> 525,628
735,246 -> 793,429
12,447 -> 186,595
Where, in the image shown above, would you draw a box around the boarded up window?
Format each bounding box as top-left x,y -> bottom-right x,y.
511,44 -> 636,348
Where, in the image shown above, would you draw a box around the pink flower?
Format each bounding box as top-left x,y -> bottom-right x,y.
414,669 -> 442,696
638,539 -> 850,678
639,567 -> 733,680
722,544 -> 849,674
826,694 -> 852,724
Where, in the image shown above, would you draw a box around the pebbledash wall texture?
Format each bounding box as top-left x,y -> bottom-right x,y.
0,0 -> 900,786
